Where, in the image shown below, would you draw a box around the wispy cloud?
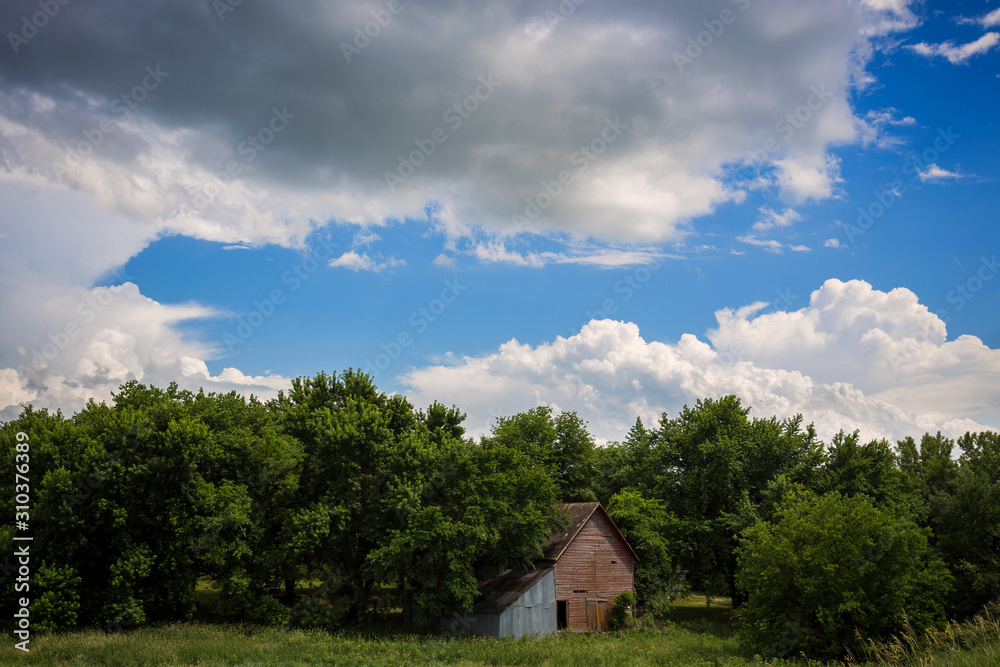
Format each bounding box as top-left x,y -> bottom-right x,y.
433,254 -> 457,268
859,108 -> 918,148
917,163 -> 964,182
471,241 -> 668,269
738,235 -> 785,253
472,242 -> 545,268
549,249 -> 672,268
959,8 -> 1000,29
909,32 -> 1000,64
351,230 -> 381,248
754,207 -> 802,232
328,251 -> 404,272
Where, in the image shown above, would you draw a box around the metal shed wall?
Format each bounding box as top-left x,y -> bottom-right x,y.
464,566 -> 557,638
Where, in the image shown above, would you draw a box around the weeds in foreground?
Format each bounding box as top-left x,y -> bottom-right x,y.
846,604 -> 1000,666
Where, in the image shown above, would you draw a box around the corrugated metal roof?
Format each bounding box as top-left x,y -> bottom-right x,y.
540,502 -> 639,562
472,565 -> 554,614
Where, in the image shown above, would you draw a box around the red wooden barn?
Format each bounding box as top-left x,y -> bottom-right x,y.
537,502 -> 638,632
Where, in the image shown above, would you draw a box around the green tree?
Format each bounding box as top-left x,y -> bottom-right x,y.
483,406 -> 597,501
818,430 -> 908,506
932,431 -> 1000,618
188,390 -> 303,623
275,370 -> 429,621
1,384 -> 220,629
736,490 -> 952,660
606,490 -> 683,611
651,397 -> 821,605
593,417 -> 657,503
365,438 -> 559,620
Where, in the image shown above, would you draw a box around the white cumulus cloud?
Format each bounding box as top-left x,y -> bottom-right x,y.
402,279 -> 998,445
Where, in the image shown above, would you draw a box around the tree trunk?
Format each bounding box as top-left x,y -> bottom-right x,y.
284,577 -> 296,601
726,569 -> 744,609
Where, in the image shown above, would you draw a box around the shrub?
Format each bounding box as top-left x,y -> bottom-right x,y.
642,592 -> 677,623
610,590 -> 638,630
736,490 -> 952,660
32,563 -> 82,633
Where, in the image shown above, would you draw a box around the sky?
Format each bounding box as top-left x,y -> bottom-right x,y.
0,0 -> 998,445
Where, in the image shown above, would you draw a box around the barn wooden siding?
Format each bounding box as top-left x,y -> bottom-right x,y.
552,509 -> 635,632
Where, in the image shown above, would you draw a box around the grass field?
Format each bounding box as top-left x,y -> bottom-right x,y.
0,620 -> 773,667
2,595 -> 997,666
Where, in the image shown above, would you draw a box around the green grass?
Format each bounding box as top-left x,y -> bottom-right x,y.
667,594 -> 734,631
845,604 -> 1000,667
3,599 -> 996,666
0,621 -> 789,667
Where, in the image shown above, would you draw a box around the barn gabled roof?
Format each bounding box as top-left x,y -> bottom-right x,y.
472,564 -> 553,614
539,502 -> 639,562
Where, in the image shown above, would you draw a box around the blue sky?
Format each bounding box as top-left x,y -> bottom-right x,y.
1,0 -> 997,442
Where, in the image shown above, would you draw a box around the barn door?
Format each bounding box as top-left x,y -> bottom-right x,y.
586,599 -> 609,631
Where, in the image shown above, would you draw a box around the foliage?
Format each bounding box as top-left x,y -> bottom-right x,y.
931,430 -> 1000,618
482,406 -> 597,502
736,489 -> 952,660
31,563 -> 82,633
610,589 -> 638,630
651,396 -> 823,604
366,439 -> 558,621
0,618 -> 774,667
606,490 -> 685,609
593,417 -> 658,504
3,368 -> 999,662
818,430 -> 908,506
848,603 -> 1000,666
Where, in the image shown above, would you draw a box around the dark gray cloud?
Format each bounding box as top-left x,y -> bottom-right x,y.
1,0 -> 916,245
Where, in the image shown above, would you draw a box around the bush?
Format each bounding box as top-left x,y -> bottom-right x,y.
644,591 -> 677,623
610,590 -> 638,630
32,563 -> 82,633
736,490 -> 952,660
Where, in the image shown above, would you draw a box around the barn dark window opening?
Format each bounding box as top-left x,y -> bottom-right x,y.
573,589 -> 587,593
557,601 -> 567,629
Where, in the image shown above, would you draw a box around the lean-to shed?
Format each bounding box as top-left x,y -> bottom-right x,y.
454,564 -> 557,638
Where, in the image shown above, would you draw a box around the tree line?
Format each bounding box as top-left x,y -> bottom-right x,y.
1,369 -> 997,660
